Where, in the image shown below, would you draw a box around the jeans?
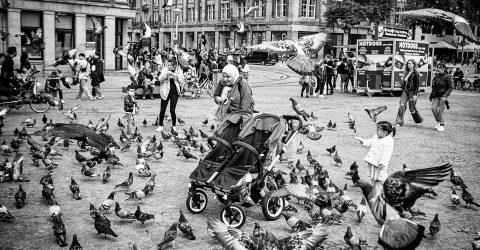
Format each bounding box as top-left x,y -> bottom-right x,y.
76,79 -> 93,100
159,90 -> 179,126
395,90 -> 423,125
92,85 -> 103,98
431,97 -> 445,125
339,74 -> 348,91
326,74 -> 334,94
315,76 -> 325,95
301,84 -> 313,97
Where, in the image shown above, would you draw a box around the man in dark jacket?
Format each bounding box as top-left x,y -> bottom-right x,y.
452,67 -> 463,89
430,63 -> 453,132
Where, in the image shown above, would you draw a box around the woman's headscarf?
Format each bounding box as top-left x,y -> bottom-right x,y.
222,64 -> 239,85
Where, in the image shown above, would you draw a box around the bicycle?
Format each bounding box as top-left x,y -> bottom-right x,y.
0,70 -> 60,113
181,75 -> 215,98
463,73 -> 480,92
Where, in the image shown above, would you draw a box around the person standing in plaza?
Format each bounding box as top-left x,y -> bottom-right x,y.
346,59 -> 355,92
75,53 -> 94,101
154,50 -> 163,71
430,63 -> 453,132
324,55 -> 334,95
337,58 -> 348,93
155,59 -> 184,132
299,74 -> 316,98
124,85 -> 138,135
395,59 -> 423,126
238,58 -> 249,81
213,64 -> 254,120
90,53 -> 105,100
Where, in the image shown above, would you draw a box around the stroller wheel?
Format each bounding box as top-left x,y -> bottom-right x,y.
186,190 -> 208,214
262,191 -> 285,221
220,204 -> 246,229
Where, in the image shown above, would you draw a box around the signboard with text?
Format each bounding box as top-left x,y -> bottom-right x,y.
395,40 -> 429,56
378,26 -> 413,40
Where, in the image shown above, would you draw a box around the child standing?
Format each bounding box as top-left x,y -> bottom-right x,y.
354,121 -> 395,184
124,85 -> 139,135
299,75 -> 316,98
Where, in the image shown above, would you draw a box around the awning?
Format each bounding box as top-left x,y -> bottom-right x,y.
461,43 -> 480,52
430,41 -> 457,49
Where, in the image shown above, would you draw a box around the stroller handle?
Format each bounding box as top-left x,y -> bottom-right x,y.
282,115 -> 303,130
207,137 -> 233,152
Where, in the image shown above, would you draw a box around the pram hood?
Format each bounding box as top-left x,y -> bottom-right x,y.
237,113 -> 287,153
215,110 -> 253,136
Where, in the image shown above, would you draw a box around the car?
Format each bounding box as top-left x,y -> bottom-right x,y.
245,51 -> 278,65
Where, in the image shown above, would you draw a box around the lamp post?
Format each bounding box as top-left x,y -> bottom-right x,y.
172,8 -> 182,46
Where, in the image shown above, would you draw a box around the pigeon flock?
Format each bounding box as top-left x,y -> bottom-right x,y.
0,96 -> 478,250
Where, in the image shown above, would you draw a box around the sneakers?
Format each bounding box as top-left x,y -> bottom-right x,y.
435,123 -> 440,129
319,94 -> 325,98
60,99 -> 66,104
172,126 -> 177,132
436,125 -> 445,132
97,95 -> 104,100
88,98 -> 94,101
155,126 -> 164,132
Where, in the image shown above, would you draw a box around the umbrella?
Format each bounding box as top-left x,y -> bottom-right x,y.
287,55 -> 315,75
462,43 -> 480,52
396,8 -> 478,43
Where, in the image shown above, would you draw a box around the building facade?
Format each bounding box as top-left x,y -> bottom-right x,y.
130,0 -> 352,57
2,0 -> 135,71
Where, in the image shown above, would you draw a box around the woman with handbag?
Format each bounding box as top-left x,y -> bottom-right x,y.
395,59 -> 423,126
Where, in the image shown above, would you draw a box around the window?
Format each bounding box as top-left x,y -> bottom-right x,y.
253,0 -> 264,18
221,3 -> 229,20
153,0 -> 158,6
21,12 -> 43,59
238,2 -> 246,18
55,15 -> 74,60
301,0 -> 315,19
275,0 -> 287,18
188,0 -> 194,3
153,11 -> 158,24
165,9 -> 172,23
188,7 -> 195,22
207,5 -> 215,21
394,7 -> 403,24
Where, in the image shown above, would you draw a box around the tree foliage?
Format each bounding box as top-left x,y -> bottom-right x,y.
325,0 -> 393,31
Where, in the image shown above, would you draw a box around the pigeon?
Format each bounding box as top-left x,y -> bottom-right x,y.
348,120 -> 356,133
93,211 -> 118,238
52,214 -> 68,247
408,206 -> 427,217
333,151 -> 342,165
296,141 -> 304,153
178,210 -> 195,240
252,222 -> 266,238
158,222 -> 178,249
0,204 -> 14,221
326,145 -> 336,155
356,197 -> 367,222
210,124 -> 215,132
102,165 -> 111,183
202,118 -> 208,126
290,98 -> 310,121
75,150 -> 88,163
344,226 -> 366,249
142,118 -> 147,126
125,186 -> 149,201
311,111 -> 318,120
327,120 -> 333,129
69,177 -> 82,200
14,184 -> 26,209
356,179 -> 425,250
461,185 -> 480,207
89,202 -> 98,219
99,192 -> 115,214
139,22 -> 152,41
429,213 -> 441,237
182,147 -> 197,160
332,122 -> 337,129
114,202 -> 135,222
70,234 -> 83,250
450,169 -> 467,189
117,118 -> 125,129
81,164 -> 98,177
365,106 -> 387,122
347,112 -> 355,124
134,206 -> 154,227
42,114 -> 48,124
178,117 -> 185,125
90,16 -> 107,39
152,116 -> 159,126
115,172 -> 133,190
49,200 -> 61,217
472,232 -> 480,250
451,187 -> 461,207
282,212 -> 312,232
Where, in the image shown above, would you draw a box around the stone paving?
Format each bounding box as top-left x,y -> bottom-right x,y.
0,63 -> 479,249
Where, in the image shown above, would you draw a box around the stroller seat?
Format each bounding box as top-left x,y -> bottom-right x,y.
189,110 -> 252,183
213,113 -> 287,190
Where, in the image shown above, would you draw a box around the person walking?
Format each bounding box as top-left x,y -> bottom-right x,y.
155,59 -> 184,132
314,61 -> 326,98
75,53 -> 94,101
346,59 -> 355,92
395,59 -> 423,126
324,55 -> 334,95
430,63 -> 453,132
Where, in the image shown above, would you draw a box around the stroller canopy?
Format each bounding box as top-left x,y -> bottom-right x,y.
237,113 -> 287,153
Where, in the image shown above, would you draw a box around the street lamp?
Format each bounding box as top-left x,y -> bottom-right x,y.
172,8 -> 182,46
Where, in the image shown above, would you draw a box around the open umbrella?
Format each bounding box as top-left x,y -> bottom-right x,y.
396,8 -> 478,43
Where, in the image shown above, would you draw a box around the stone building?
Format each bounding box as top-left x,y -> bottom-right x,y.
1,0 -> 135,71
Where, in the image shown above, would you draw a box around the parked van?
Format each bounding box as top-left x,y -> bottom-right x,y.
245,51 -> 278,65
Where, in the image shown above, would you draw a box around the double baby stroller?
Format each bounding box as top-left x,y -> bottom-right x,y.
187,109 -> 302,228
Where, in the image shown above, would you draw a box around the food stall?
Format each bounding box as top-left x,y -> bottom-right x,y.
355,38 -> 431,94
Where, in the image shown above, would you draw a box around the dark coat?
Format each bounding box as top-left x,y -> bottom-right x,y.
430,73 -> 453,99
401,71 -> 420,95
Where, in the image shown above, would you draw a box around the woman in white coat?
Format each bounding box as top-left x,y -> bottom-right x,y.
355,121 -> 396,184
